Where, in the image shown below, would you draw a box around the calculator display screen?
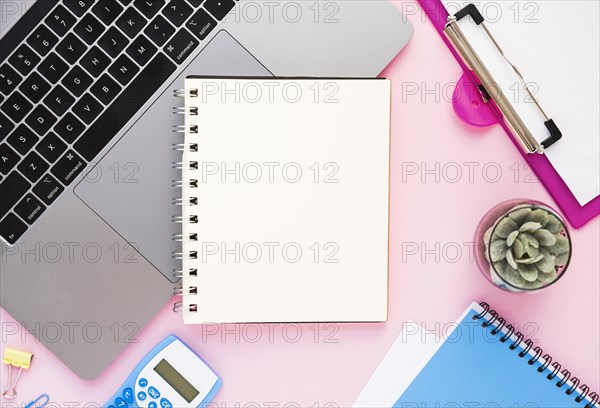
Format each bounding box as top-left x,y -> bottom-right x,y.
154,359 -> 200,403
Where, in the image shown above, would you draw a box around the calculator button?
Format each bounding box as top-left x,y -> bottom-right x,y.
147,386 -> 160,399
123,388 -> 134,403
159,398 -> 172,408
115,397 -> 127,408
138,378 -> 148,387
137,391 -> 147,401
148,403 -> 157,408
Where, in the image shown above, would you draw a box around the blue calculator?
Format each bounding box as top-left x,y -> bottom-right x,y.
104,335 -> 222,408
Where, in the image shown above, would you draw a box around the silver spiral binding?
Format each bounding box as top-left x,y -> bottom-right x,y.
173,124 -> 198,134
172,107 -> 198,115
172,143 -> 198,152
172,161 -> 198,170
475,303 -> 599,408
172,88 -> 200,315
173,88 -> 198,98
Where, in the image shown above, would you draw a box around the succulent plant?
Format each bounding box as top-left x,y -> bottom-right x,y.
484,206 -> 570,290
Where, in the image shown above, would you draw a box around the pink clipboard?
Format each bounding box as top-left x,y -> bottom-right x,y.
418,0 -> 600,228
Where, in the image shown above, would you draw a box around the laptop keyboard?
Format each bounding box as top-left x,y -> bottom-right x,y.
0,0 -> 233,244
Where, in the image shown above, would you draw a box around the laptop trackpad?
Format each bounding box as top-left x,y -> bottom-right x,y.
74,30 -> 272,281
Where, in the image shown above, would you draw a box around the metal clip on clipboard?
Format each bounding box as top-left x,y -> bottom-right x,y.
443,4 -> 562,154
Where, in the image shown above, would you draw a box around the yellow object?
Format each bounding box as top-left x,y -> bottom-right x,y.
3,348 -> 33,369
2,348 -> 34,399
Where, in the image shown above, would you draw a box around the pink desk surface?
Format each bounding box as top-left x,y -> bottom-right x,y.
2,2 -> 599,406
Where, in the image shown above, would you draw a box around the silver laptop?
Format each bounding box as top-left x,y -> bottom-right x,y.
0,0 -> 413,379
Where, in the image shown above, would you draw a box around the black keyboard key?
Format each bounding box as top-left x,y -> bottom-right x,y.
126,35 -> 156,65
0,172 -> 30,218
51,149 -> 86,185
64,0 -> 95,17
27,25 -> 59,57
54,113 -> 85,143
92,0 -> 124,24
134,0 -> 165,18
108,55 -> 139,85
74,14 -> 106,45
8,44 -> 41,76
62,66 -> 93,96
118,0 -> 134,5
72,93 -> 103,124
36,132 -> 67,162
38,53 -> 69,84
116,7 -> 147,38
15,193 -> 46,225
20,72 -> 52,103
0,213 -> 28,244
145,15 -> 175,46
98,27 -> 130,58
203,0 -> 234,20
187,0 -> 203,7
26,106 -> 57,136
44,85 -> 76,116
0,144 -> 20,175
0,113 -> 15,141
80,46 -> 111,77
18,151 -> 50,182
56,33 -> 88,64
33,174 -> 64,205
74,54 -> 175,160
186,8 -> 216,40
1,92 -> 33,122
163,0 -> 193,26
164,29 -> 198,64
7,124 -> 38,154
45,5 -> 77,37
90,73 -> 122,104
0,64 -> 23,95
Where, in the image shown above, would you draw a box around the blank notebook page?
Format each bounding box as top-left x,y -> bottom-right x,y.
181,77 -> 391,323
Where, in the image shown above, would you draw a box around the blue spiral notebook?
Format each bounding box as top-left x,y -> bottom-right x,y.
394,303 -> 599,408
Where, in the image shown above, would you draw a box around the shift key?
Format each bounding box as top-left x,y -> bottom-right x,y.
51,150 -> 87,186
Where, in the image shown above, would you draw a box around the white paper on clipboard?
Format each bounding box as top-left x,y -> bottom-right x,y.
442,0 -> 600,206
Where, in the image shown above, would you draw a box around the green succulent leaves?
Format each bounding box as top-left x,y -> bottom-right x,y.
484,206 -> 570,290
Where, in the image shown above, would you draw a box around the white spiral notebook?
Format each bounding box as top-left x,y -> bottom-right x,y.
173,77 -> 391,324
